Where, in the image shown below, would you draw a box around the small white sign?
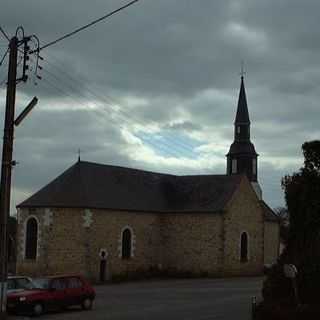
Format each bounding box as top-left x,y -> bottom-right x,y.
99,248 -> 108,260
283,264 -> 298,278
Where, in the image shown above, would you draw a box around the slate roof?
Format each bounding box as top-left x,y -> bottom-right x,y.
260,200 -> 279,222
17,161 -> 244,213
227,141 -> 258,156
235,76 -> 250,124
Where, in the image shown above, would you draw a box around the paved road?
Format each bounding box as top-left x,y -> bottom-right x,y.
10,277 -> 262,320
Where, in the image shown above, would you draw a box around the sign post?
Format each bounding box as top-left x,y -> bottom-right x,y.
283,264 -> 300,306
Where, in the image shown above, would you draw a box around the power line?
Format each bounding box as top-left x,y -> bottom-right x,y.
29,54 -> 196,160
0,26 -> 10,42
41,53 -> 200,156
38,0 -> 140,52
0,47 -> 9,66
40,71 -> 187,159
0,55 -> 24,87
38,75 -> 188,160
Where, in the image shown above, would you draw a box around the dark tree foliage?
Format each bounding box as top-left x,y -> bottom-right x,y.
274,207 -> 289,245
263,140 -> 320,305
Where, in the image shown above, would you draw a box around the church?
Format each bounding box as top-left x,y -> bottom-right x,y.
16,76 -> 280,281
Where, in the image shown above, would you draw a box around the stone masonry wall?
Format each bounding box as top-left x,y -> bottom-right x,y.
160,214 -> 223,276
264,221 -> 280,266
222,177 -> 264,276
17,208 -> 161,282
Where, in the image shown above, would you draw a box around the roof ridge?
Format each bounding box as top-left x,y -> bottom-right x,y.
78,161 -> 245,179
77,160 -> 176,177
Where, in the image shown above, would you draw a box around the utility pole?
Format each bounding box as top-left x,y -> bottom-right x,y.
0,31 -> 38,318
0,36 -> 18,319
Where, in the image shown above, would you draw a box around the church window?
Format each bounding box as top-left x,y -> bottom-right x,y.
232,159 -> 237,174
25,217 -> 38,260
240,232 -> 249,262
252,159 -> 257,175
237,126 -> 240,134
122,228 -> 132,259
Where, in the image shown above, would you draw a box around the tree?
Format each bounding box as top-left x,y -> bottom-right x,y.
263,140 -> 320,305
274,207 -> 289,245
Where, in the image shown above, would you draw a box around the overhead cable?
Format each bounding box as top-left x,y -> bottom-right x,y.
37,0 -> 140,52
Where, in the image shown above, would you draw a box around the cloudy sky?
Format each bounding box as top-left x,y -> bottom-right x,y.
1,0 -> 319,213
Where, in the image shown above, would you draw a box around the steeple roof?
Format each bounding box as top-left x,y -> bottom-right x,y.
235,76 -> 250,124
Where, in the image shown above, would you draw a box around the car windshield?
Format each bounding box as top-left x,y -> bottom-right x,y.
7,277 -> 34,290
33,278 -> 50,289
15,278 -> 34,289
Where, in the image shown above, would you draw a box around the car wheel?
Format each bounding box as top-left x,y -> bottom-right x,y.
81,298 -> 93,310
33,302 -> 44,316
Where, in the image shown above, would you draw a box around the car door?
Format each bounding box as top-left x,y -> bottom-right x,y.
64,277 -> 85,306
48,278 -> 68,309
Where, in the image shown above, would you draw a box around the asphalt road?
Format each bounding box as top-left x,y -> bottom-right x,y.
10,277 -> 263,320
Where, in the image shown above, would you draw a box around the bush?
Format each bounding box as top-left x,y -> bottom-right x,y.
255,302 -> 320,320
262,262 -> 295,305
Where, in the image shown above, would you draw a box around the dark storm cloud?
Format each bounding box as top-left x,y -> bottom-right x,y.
2,0 -> 320,210
13,107 -> 132,193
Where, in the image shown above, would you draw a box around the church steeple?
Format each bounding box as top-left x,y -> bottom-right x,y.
227,74 -> 261,198
234,76 -> 251,143
235,76 -> 250,124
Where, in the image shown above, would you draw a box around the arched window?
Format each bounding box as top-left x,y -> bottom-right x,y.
252,159 -> 257,175
240,232 -> 248,262
25,217 -> 38,260
121,228 -> 132,259
232,159 -> 237,174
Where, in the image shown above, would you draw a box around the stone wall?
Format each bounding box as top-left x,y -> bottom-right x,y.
222,177 -> 264,276
264,221 -> 280,266
160,213 -> 223,276
17,208 -> 161,281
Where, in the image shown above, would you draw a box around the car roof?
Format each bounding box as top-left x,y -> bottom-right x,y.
8,276 -> 31,280
38,274 -> 83,279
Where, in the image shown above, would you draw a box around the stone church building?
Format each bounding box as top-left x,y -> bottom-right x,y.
16,76 -> 279,281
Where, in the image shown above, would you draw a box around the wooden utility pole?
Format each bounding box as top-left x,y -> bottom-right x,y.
0,36 -> 18,319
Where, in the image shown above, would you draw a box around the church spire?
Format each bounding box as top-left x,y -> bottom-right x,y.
235,76 -> 250,125
226,74 -> 259,184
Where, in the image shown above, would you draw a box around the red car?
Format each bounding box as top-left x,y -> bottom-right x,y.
7,274 -> 95,316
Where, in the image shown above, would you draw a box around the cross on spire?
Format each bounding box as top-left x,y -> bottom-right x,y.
78,148 -> 81,162
240,60 -> 246,78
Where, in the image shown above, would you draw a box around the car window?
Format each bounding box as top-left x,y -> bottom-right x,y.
51,279 -> 67,290
15,278 -> 33,289
33,278 -> 50,289
7,279 -> 15,290
67,277 -> 83,289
